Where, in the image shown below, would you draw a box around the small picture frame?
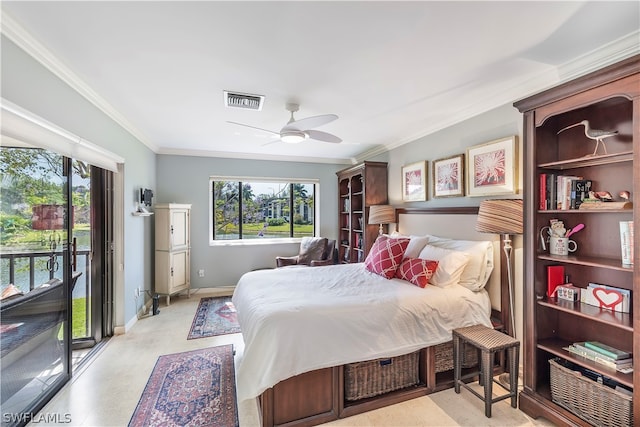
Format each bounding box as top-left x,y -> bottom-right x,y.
432,154 -> 464,198
466,136 -> 518,197
402,161 -> 428,202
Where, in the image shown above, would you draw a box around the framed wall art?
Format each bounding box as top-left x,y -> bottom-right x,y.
466,136 -> 518,197
432,154 -> 464,198
402,161 -> 427,202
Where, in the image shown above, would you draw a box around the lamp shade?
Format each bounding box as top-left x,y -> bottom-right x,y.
368,205 -> 395,225
476,199 -> 523,235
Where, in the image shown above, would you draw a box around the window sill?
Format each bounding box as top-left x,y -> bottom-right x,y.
209,238 -> 304,247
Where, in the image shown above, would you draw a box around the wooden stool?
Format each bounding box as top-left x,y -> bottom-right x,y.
453,324 -> 520,417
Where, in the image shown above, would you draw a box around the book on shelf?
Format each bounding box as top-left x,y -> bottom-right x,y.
567,343 -> 633,372
546,265 -> 564,298
538,173 -> 591,210
538,173 -> 555,210
584,341 -> 631,360
539,174 -> 546,210
555,175 -> 564,210
570,179 -> 592,210
546,173 -> 556,210
560,175 -> 582,210
620,220 -> 634,266
569,342 -> 632,364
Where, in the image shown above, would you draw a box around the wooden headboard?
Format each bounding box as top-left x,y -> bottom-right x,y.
395,207 -> 506,329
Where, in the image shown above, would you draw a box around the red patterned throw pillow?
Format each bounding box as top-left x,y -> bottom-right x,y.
364,235 -> 410,279
395,257 -> 439,288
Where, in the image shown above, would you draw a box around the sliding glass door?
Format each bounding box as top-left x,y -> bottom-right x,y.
74,165 -> 114,347
0,148 -> 72,425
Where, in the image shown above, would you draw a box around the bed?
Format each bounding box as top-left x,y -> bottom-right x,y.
232,207 -> 505,427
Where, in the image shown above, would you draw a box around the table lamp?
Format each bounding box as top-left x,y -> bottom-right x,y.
368,205 -> 395,235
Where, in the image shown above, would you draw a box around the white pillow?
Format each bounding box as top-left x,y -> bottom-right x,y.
390,232 -> 429,259
418,244 -> 470,288
425,235 -> 494,291
404,235 -> 429,259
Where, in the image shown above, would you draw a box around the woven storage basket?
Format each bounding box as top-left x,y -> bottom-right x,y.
345,351 -> 419,401
434,341 -> 479,373
549,359 -> 633,427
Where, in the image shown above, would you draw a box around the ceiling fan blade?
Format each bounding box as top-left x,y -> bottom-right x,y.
227,121 -> 279,136
306,130 -> 342,143
287,114 -> 338,131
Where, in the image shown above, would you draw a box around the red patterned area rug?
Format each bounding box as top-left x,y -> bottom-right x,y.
129,345 -> 238,427
187,296 -> 241,340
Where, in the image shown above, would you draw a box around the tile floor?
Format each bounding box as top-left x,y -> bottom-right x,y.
34,288 -> 554,426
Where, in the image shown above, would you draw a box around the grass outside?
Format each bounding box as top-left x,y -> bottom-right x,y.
224,222 -> 314,237
72,297 -> 88,338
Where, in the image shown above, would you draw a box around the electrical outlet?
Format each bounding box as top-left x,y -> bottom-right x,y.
198,269 -> 205,277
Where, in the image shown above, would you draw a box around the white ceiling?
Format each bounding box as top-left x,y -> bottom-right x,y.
2,1 -> 639,164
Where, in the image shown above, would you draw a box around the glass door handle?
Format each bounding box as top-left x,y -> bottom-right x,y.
72,237 -> 77,271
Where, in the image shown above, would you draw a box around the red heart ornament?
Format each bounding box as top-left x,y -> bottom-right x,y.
593,288 -> 623,309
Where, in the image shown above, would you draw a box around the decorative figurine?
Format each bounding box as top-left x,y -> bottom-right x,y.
581,190 -> 632,209
593,191 -> 613,201
556,120 -> 618,157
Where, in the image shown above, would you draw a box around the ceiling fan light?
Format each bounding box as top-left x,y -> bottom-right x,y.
280,130 -> 307,144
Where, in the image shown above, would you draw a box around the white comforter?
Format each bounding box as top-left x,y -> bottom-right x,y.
232,263 -> 492,401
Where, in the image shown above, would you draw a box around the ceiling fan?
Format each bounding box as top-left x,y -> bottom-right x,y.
228,103 -> 342,144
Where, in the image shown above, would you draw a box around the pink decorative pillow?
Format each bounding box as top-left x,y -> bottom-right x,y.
364,235 -> 410,279
395,257 -> 439,288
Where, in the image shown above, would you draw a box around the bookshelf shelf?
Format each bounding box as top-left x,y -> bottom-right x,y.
538,151 -> 633,170
538,209 -> 632,214
538,299 -> 632,331
537,254 -> 634,272
537,337 -> 633,388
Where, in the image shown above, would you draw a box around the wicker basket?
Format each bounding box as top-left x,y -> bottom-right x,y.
434,341 -> 479,373
344,351 -> 419,401
549,359 -> 633,427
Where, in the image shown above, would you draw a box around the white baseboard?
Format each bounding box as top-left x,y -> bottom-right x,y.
114,299 -> 153,335
189,286 -> 235,297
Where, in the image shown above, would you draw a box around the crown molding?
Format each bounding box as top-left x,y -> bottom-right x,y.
556,30 -> 640,81
157,147 -> 354,165
1,11 -> 157,152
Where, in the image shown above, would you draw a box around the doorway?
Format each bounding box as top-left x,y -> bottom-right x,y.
0,147 -> 114,425
70,165 -> 114,351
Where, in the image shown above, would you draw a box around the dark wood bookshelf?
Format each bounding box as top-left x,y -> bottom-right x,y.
336,162 -> 387,264
515,55 -> 639,425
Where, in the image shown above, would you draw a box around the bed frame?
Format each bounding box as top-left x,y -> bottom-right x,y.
257,207 -> 508,427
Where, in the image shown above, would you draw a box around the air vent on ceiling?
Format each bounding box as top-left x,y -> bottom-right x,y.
224,91 -> 264,110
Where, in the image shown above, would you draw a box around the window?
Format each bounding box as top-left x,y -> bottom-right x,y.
210,178 -> 317,241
